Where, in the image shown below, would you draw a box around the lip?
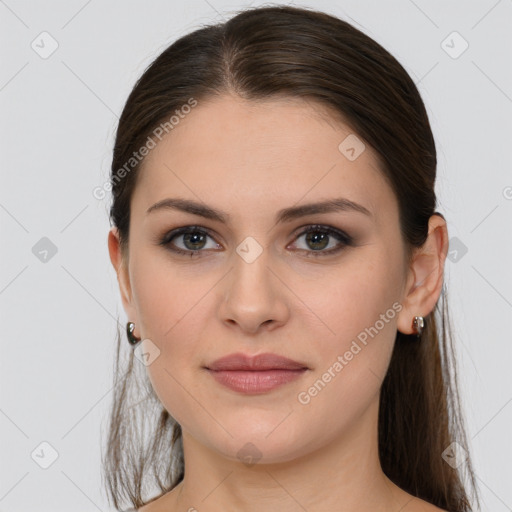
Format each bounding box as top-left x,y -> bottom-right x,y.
207,369 -> 307,394
204,353 -> 309,394
205,352 -> 308,371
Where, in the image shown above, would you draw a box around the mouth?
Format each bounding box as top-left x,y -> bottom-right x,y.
204,352 -> 309,394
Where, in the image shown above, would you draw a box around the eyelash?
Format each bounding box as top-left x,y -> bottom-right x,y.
159,224 -> 354,259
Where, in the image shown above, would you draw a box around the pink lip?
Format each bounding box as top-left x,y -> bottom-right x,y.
204,352 -> 309,394
207,369 -> 307,394
206,352 -> 308,371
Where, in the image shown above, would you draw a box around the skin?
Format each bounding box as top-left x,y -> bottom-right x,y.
108,93 -> 449,512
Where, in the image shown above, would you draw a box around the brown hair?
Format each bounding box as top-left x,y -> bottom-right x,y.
102,5 -> 479,511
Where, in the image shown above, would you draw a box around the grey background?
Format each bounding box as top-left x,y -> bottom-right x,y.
1,0 -> 511,510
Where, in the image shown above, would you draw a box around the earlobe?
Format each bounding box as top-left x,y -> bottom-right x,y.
397,214 -> 449,335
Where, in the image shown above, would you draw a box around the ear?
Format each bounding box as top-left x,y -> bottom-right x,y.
108,227 -> 139,337
397,213 -> 449,335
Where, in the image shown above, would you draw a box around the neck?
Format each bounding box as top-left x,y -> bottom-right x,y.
169,397 -> 410,512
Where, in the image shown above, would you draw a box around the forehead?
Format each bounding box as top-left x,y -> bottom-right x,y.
134,94 -> 396,223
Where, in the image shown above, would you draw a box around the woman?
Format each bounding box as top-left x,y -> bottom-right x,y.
103,5 -> 479,511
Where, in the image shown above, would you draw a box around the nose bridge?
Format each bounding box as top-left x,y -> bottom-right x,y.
219,237 -> 288,330
230,237 -> 274,300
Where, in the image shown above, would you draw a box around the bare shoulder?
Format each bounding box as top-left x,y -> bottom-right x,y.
136,490 -> 179,512
136,489 -> 447,512
138,502 -> 161,512
402,497 -> 448,512
129,500 -> 446,512
130,501 -> 159,512
137,503 -> 158,512
392,486 -> 448,512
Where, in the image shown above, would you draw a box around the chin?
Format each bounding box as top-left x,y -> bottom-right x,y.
192,415 -> 312,465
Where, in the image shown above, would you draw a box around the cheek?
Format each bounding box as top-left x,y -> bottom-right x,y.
293,251 -> 402,410
129,250 -> 216,401
298,245 -> 403,345
130,246 -> 208,339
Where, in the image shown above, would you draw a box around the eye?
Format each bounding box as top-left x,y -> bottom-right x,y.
159,226 -> 220,257
159,224 -> 353,258
289,224 -> 353,258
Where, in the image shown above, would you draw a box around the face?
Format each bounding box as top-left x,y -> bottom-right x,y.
112,93 -> 416,464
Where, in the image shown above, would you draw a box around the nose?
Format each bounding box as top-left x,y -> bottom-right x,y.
218,245 -> 290,335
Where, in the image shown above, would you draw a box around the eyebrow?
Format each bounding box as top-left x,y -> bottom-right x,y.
146,197 -> 372,223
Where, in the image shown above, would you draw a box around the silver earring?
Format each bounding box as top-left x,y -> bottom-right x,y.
126,322 -> 141,346
412,316 -> 424,337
